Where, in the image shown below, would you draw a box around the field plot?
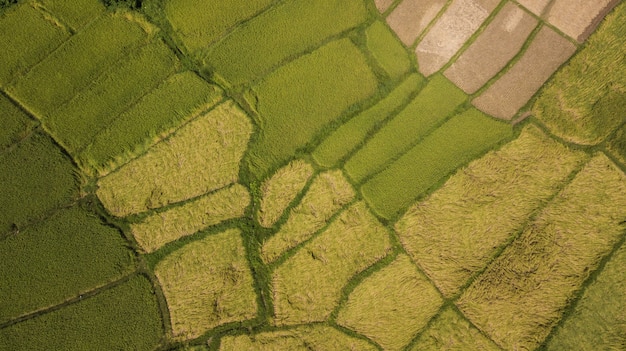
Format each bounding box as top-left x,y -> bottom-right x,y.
386,0 -> 446,46
0,275 -> 163,351
272,202 -> 391,325
257,160 -> 314,228
0,94 -> 36,150
344,74 -> 466,183
261,170 -> 355,264
155,229 -> 257,340
546,0 -> 618,42
313,73 -> 423,168
364,20 -> 412,81
473,26 -> 576,120
516,0 -> 550,16
337,254 -> 443,351
220,325 -> 378,351
533,1 -> 626,145
0,3 -> 70,86
203,0 -> 368,87
96,100 -> 250,217
0,206 -> 135,323
131,184 -> 250,253
457,154 -> 626,350
362,108 -> 512,219
375,0 -> 395,13
36,0 -> 104,30
245,38 -> 378,179
444,2 -> 538,94
394,125 -> 589,297
415,0 -> 499,77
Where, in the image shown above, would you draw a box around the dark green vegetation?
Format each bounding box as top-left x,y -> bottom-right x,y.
0,94 -> 36,150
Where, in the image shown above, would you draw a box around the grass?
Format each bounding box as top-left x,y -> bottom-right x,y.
131,184 -> 250,253
394,125 -> 589,297
0,205 -> 135,323
0,275 -> 163,351
96,100 -> 250,217
533,1 -> 626,145
37,0 -> 104,30
336,254 -> 443,351
344,74 -> 466,183
257,160 -> 314,228
312,73 -> 423,168
0,94 -> 36,150
244,38 -> 378,180
362,108 -> 513,219
154,229 -> 257,340
260,170 -> 355,264
457,154 -> 626,351
272,202 -> 392,325
203,0 -> 369,87
364,20 -> 412,81
607,123 -> 626,165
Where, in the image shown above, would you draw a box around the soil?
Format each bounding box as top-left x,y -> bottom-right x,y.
516,0 -> 551,16
385,0 -> 447,46
546,0 -> 619,42
375,0 -> 395,13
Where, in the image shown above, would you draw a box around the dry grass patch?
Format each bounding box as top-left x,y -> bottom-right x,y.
257,160 -> 314,228
457,154 -> 626,350
386,0 -> 447,46
337,254 -> 443,351
155,229 -> 257,340
261,170 -> 355,264
272,202 -> 392,325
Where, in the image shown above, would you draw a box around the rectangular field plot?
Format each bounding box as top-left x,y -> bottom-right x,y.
386,0 -> 447,45
394,125 -> 589,297
0,95 -> 36,150
456,154 -> 626,351
547,0 -> 618,42
516,0 -> 551,16
204,0 -> 368,87
0,275 -> 163,351
365,21 -> 413,81
0,206 -> 135,324
362,108 -> 512,219
37,0 -> 104,30
344,74 -> 466,183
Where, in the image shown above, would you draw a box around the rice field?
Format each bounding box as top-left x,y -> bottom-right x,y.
364,20 -> 412,81
0,94 -> 36,150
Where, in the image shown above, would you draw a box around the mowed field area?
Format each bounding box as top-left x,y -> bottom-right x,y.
0,0 -> 625,350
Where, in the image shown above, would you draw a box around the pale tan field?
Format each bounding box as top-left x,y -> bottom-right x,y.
516,0 -> 551,16
547,0 -> 619,42
375,0 -> 395,13
386,0 -> 446,46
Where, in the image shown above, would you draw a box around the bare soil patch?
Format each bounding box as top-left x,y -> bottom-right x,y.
516,0 -> 551,16
547,0 -> 619,42
386,0 -> 446,46
375,0 -> 395,13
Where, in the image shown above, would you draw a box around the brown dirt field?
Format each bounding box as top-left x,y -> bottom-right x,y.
516,0 -> 551,16
546,0 -> 619,42
472,26 -> 576,120
445,3 -> 538,93
386,0 -> 447,46
375,0 -> 395,13
415,0 -> 500,76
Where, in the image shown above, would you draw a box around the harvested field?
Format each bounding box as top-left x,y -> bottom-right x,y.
337,254 -> 443,351
547,0 -> 618,42
444,2 -> 538,94
415,0 -> 499,77
375,0 -> 395,13
362,108 -> 512,219
395,125 -> 589,297
516,0 -> 550,16
257,160 -> 314,228
37,0 -> 104,30
0,94 -> 36,150
344,74 -> 466,183
261,170 -> 355,264
365,20 -> 412,81
131,184 -> 250,253
457,154 -> 626,350
386,0 -> 446,46
96,100 -> 250,217
155,229 -> 257,340
473,26 -> 576,120
272,202 -> 391,325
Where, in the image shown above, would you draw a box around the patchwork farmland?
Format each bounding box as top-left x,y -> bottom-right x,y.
0,0 -> 624,350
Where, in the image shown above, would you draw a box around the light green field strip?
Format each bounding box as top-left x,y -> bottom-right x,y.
0,206 -> 135,324
36,0 -> 104,30
608,123 -> 626,166
131,184 -> 250,253
272,202 -> 392,325
245,38 -> 378,179
362,108 -> 513,219
155,229 -> 257,340
0,275 -> 163,351
0,133 -> 77,235
0,3 -> 70,86
0,94 -> 36,150
165,0 -> 275,53
257,160 -> 314,228
220,325 -> 378,351
457,154 -> 626,351
260,170 -> 355,264
344,74 -> 466,183
312,73 -> 423,168
533,1 -> 626,145
204,0 -> 368,87
365,20 -> 412,81
410,307 -> 501,351
337,254 -> 443,351
7,12 -> 150,117
546,242 -> 626,351
45,40 -> 178,153
96,100 -> 250,217
79,72 -> 225,176
395,125 -> 589,297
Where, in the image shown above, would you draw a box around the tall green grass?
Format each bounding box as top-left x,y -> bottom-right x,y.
608,123 -> 626,166
0,94 -> 36,150
364,20 -> 412,81
37,0 -> 104,30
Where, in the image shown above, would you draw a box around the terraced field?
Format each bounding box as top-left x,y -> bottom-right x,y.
1,0 -> 625,350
